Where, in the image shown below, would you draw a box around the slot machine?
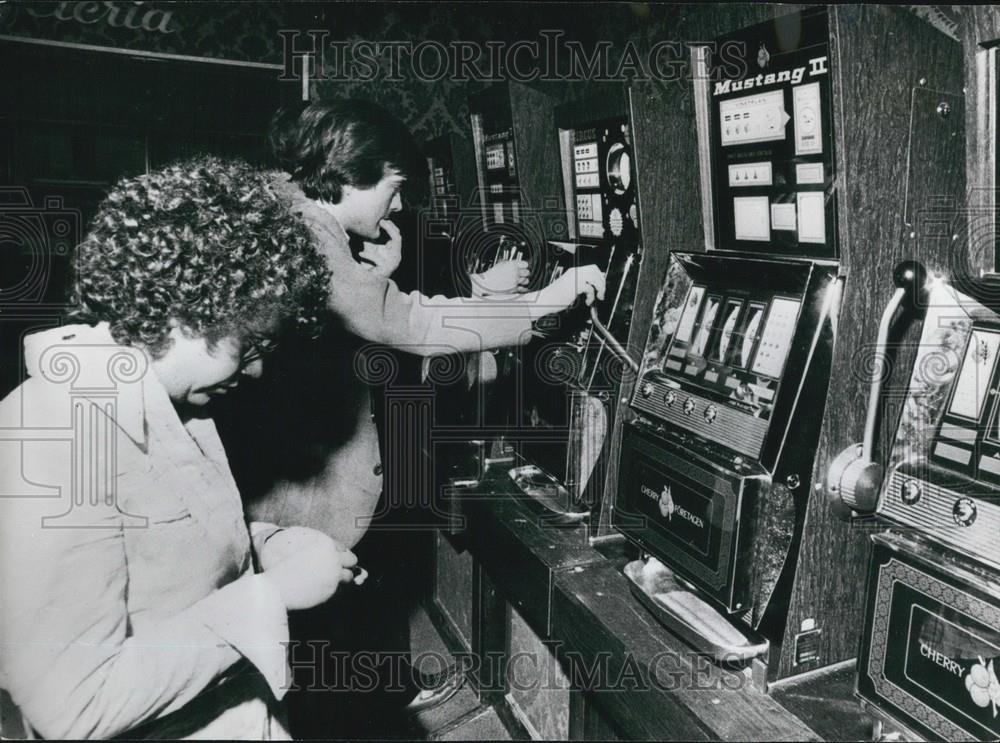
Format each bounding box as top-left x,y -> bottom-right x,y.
466,81 -> 565,273
418,132 -> 481,475
616,8 -> 843,681
419,134 -> 458,299
360,133 -> 472,299
827,267 -> 1000,741
463,83 -> 564,434
420,84 -> 568,527
420,132 -> 489,654
462,84 -> 639,520
621,252 -> 838,610
505,89 -> 643,522
612,5 -> 966,685
424,134 -> 466,228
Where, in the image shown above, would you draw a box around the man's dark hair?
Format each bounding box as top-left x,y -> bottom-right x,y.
269,98 -> 427,203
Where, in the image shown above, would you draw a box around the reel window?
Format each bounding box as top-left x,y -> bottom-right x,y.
606,142 -> 632,194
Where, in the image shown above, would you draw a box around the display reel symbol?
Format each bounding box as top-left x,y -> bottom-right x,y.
757,43 -> 770,69
658,485 -> 675,520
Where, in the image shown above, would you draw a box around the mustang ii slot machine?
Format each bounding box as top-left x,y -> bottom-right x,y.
615,7 -> 845,683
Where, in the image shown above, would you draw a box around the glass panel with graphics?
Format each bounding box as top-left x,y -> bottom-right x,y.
948,330 -> 1000,421
928,322 -> 1000,479
708,6 -> 837,258
750,297 -> 802,379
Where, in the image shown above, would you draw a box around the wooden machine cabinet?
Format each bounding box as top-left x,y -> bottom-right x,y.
618,5 -> 967,685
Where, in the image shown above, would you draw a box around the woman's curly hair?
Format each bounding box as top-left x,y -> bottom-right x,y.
70,156 -> 331,356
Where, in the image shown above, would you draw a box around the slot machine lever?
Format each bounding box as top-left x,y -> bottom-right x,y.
589,306 -> 639,374
826,261 -> 927,513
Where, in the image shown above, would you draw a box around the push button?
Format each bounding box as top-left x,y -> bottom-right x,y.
901,480 -> 921,505
373,463 -> 383,476
953,498 -> 977,527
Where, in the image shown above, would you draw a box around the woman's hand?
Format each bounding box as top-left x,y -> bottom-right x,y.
537,264 -> 607,312
357,219 -> 403,278
260,527 -> 358,610
471,260 -> 530,297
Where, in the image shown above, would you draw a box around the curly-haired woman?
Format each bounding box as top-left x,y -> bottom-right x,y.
0,156 -> 356,740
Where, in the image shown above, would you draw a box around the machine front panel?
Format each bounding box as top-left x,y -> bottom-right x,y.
859,536 -> 1000,742
618,426 -> 752,611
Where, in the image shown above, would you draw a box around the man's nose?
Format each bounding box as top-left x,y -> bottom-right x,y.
389,192 -> 402,212
241,358 -> 264,379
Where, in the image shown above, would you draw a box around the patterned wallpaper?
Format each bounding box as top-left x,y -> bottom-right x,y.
1,2 -> 968,146
303,3 -> 967,144
305,2 -> 689,142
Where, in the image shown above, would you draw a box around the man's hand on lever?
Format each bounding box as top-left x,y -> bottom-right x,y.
540,264 -> 607,309
578,264 -> 606,307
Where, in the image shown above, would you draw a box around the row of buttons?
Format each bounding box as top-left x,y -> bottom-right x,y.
899,479 -> 978,527
640,383 -> 719,423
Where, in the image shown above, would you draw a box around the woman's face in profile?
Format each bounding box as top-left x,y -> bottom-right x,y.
152,327 -> 265,406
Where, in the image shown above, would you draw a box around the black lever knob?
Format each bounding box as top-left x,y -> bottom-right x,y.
893,261 -> 927,295
827,262 -> 928,517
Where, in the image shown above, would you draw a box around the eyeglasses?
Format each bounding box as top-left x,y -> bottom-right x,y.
240,336 -> 279,366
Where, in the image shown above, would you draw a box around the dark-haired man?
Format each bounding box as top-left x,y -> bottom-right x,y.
253,97 -> 604,552
226,99 -> 604,738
